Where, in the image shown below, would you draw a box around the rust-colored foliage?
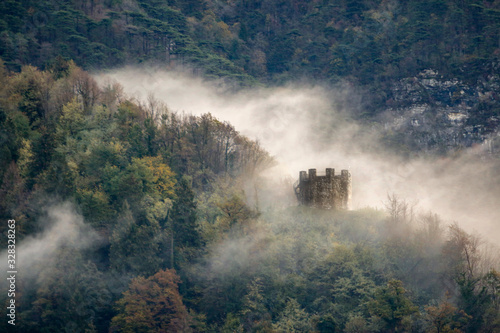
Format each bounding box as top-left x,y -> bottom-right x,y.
111,269 -> 191,333
425,293 -> 471,333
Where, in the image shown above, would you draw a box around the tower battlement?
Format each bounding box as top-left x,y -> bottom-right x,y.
294,168 -> 351,210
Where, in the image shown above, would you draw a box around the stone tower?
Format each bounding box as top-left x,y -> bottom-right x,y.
294,168 -> 351,210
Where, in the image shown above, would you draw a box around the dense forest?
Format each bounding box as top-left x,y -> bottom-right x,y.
0,60 -> 499,332
1,0 -> 499,148
1,0 -> 500,332
1,0 -> 499,85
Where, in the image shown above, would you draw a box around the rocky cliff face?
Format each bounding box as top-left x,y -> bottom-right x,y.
379,68 -> 500,156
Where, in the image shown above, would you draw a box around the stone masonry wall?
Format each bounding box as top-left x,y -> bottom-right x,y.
295,168 -> 351,210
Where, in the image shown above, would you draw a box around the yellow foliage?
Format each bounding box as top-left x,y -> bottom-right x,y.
138,156 -> 176,199
18,138 -> 34,178
58,97 -> 85,136
217,21 -> 233,40
108,140 -> 127,156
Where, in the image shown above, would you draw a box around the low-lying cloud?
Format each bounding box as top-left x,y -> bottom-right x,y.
0,202 -> 99,286
95,67 -> 500,243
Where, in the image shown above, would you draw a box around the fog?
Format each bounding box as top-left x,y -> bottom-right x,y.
0,202 -> 99,286
96,67 -> 500,243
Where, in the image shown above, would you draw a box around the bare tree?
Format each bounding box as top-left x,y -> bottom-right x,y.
70,67 -> 100,114
385,193 -> 416,226
446,223 -> 483,279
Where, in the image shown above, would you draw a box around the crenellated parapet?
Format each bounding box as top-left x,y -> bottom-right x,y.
294,168 -> 351,210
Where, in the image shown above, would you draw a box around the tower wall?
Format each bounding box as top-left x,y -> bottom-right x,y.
295,168 -> 351,210
340,169 -> 352,210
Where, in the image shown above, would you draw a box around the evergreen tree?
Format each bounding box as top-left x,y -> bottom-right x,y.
171,177 -> 200,249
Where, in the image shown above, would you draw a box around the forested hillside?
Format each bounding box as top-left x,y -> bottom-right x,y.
2,0 -> 499,154
0,59 -> 499,333
0,60 -> 270,331
1,0 -> 499,85
1,0 -> 500,332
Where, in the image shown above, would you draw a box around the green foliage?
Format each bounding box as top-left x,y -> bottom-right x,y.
240,278 -> 272,332
221,313 -> 244,333
272,298 -> 314,333
2,0 -> 497,93
0,0 -> 256,83
22,248 -> 112,333
0,62 -> 499,332
110,200 -> 163,275
367,279 -> 419,332
456,273 -> 491,333
0,161 -> 27,241
482,269 -> 500,331
56,98 -> 85,137
10,66 -> 53,127
168,177 -> 201,269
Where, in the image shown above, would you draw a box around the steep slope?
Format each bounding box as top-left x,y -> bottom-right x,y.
1,0 -> 499,85
1,0 -> 499,155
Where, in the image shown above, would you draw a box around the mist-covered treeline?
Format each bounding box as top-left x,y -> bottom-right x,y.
0,61 -> 499,332
190,204 -> 500,332
2,0 -> 499,157
0,60 -> 268,331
